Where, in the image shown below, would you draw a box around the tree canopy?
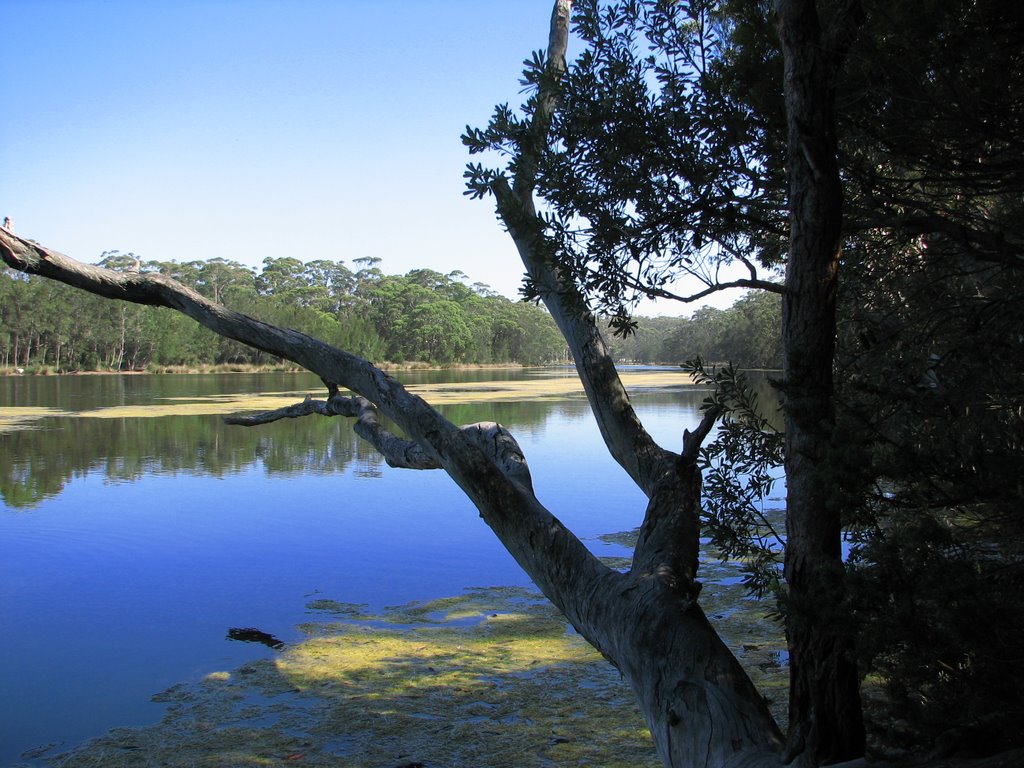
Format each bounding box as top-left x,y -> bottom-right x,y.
1,254 -> 568,370
464,0 -> 1024,759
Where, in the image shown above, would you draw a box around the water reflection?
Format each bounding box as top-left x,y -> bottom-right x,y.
1,416 -> 370,507
1,369 -> 718,509
0,369 -> 765,765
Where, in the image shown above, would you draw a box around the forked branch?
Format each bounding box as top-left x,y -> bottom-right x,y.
224,391 -> 442,470
0,228 -> 544,532
224,387 -> 534,489
489,0 -> 686,496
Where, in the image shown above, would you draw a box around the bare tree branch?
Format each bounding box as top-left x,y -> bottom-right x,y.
0,225 -> 590,626
224,392 -> 442,470
0,5 -> 795,762
223,387 -> 535,487
683,406 -> 723,460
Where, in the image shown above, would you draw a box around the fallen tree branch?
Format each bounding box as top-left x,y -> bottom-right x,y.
222,394 -> 346,426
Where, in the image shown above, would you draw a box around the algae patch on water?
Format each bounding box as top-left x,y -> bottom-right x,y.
52,369 -> 699,423
47,587 -> 658,768
405,369 -> 696,405
64,392 -> 322,420
0,406 -> 67,433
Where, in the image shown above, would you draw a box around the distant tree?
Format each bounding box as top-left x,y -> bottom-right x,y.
2,253 -> 565,369
658,292 -> 782,367
600,314 -> 670,363
195,258 -> 257,305
399,300 -> 472,364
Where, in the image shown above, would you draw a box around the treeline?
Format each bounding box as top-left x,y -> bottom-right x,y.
605,291 -> 781,368
1,250 -> 783,372
0,252 -> 570,370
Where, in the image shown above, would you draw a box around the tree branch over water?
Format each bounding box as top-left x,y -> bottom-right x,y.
0,5 -> 783,765
224,391 -> 443,470
0,228 -> 538,485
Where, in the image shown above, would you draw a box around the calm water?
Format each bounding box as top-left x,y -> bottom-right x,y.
0,369 -> 711,766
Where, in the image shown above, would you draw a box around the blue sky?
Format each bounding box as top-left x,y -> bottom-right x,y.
1,1 -> 557,299
1,0 -> 745,313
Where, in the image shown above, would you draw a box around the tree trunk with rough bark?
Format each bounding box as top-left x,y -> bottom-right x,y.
774,0 -> 865,763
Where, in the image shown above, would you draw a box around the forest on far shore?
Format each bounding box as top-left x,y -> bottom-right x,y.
1,251 -> 781,372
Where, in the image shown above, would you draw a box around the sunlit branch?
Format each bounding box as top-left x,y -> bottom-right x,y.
0,229 -> 538,486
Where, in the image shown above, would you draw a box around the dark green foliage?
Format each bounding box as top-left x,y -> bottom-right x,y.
849,513 -> 1024,757
465,0 -> 787,330
684,357 -> 784,598
839,0 -> 1024,275
0,257 -> 568,370
838,212 -> 1024,755
464,0 -> 1024,756
830,0 -> 1024,742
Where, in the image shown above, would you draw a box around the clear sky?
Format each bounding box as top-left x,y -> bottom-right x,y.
1,0 -> 741,313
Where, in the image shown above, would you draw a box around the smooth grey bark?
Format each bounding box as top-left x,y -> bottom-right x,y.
0,216 -> 783,768
480,2 -> 785,766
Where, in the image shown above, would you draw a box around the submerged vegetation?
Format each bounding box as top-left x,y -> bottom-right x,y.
40,588 -> 657,768
0,369 -> 695,434
40,572 -> 786,768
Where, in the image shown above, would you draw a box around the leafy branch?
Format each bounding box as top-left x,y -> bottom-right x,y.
684,357 -> 785,597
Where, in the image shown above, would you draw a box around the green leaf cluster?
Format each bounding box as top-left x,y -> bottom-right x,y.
685,357 -> 784,599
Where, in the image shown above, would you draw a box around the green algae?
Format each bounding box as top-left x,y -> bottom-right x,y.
304,599 -> 370,619
0,406 -> 67,434
597,530 -> 640,548
65,393 -> 321,420
46,587 -> 658,768
33,368 -> 697,424
43,577 -> 787,768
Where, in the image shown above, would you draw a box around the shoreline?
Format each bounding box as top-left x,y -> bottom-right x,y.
0,362 -> 532,377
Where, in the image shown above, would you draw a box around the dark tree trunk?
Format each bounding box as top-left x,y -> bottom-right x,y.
774,0 -> 865,763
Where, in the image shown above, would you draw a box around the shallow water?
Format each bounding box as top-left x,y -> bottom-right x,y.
2,368 -> 733,765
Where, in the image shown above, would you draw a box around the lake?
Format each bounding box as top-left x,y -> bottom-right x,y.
0,368 -> 777,766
